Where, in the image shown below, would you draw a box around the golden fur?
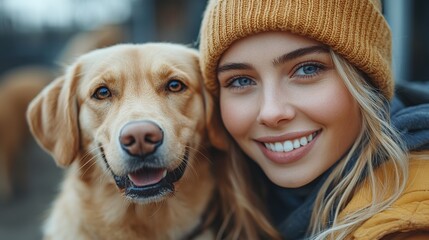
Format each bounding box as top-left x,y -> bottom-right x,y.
27,43 -> 221,239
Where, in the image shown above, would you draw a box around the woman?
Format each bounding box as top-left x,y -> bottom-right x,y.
199,0 -> 429,239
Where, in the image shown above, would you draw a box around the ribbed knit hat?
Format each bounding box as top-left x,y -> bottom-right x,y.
199,0 -> 393,99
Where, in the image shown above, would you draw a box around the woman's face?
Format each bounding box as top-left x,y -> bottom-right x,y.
217,32 -> 362,188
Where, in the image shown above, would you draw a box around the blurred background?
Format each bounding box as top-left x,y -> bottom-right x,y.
0,0 -> 428,239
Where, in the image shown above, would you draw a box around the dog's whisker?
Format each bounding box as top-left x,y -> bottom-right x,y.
96,169 -> 112,187
181,147 -> 200,179
77,156 -> 98,173
99,162 -> 118,183
81,145 -> 103,159
186,145 -> 212,164
169,154 -> 198,186
81,146 -> 102,160
80,148 -> 100,164
76,146 -> 104,172
79,157 -> 99,178
184,159 -> 199,180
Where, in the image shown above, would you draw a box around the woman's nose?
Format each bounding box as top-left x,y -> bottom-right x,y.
256,90 -> 296,127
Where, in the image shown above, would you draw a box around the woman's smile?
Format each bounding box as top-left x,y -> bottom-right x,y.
255,130 -> 320,164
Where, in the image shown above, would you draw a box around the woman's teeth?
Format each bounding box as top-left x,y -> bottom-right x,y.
264,132 -> 316,152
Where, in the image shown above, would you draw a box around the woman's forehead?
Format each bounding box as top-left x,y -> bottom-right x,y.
219,31 -> 324,63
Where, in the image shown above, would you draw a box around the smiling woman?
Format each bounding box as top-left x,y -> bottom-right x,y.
199,0 -> 429,239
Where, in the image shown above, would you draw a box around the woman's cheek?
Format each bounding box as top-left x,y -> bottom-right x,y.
220,96 -> 253,139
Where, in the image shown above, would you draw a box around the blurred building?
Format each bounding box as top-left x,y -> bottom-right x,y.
0,0 -> 207,75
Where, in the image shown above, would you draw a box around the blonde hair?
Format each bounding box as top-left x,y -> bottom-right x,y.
307,51 -> 408,239
214,50 -> 408,239
214,140 -> 282,239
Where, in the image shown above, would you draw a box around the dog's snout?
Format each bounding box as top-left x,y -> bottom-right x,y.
119,121 -> 163,157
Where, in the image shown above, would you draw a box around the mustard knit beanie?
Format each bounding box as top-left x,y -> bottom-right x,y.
199,0 -> 393,99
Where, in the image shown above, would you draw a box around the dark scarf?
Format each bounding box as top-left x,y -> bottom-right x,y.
266,82 -> 429,239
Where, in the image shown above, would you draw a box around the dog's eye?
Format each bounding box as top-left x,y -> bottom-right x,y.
93,86 -> 112,100
166,80 -> 187,93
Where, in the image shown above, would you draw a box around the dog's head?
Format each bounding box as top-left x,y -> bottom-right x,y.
27,43 -> 226,203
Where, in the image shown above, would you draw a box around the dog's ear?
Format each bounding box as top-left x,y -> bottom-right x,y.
203,87 -> 229,151
27,64 -> 81,167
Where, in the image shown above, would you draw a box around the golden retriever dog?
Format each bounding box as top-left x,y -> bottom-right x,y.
0,66 -> 53,201
27,43 -> 222,239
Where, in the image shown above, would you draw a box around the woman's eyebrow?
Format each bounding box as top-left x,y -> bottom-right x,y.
272,45 -> 330,66
217,63 -> 253,73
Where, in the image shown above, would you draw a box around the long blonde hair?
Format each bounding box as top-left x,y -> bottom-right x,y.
214,50 -> 408,240
214,139 -> 282,239
308,51 -> 408,239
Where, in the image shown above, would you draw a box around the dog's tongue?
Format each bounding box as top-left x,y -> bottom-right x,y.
128,168 -> 166,187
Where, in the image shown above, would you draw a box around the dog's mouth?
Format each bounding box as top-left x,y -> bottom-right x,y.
100,145 -> 189,202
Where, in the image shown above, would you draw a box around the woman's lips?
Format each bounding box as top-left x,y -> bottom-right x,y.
256,130 -> 320,164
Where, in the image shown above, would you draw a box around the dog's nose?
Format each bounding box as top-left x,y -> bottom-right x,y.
119,121 -> 163,157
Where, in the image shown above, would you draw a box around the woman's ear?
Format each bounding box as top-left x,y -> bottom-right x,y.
26,64 -> 81,167
203,87 -> 229,151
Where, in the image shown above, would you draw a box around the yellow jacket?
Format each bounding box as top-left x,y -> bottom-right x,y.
341,151 -> 429,240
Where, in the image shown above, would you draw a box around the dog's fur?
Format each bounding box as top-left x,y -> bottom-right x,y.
0,66 -> 53,201
27,43 -> 223,239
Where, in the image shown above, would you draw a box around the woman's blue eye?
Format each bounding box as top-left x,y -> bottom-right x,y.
229,77 -> 255,88
295,64 -> 322,76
